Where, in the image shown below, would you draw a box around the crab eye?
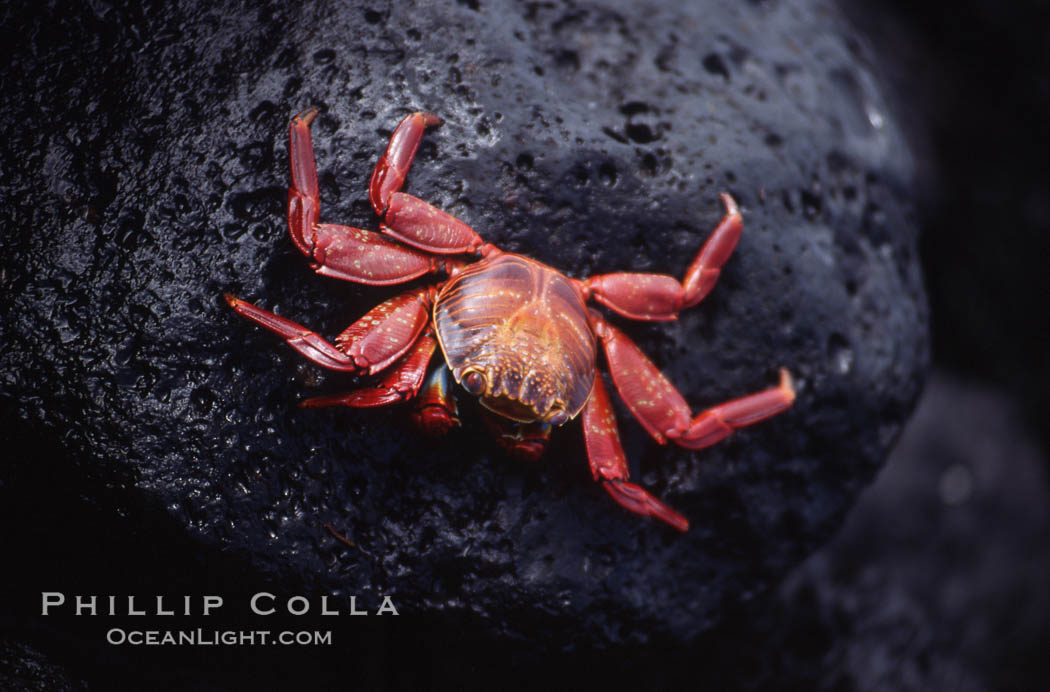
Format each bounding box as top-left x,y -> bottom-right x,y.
462,370 -> 487,395
548,408 -> 569,426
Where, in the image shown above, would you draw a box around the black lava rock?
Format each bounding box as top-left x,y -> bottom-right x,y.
0,0 -> 926,679
0,640 -> 83,691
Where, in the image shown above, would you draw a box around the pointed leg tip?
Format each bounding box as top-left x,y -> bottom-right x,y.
420,112 -> 442,127
778,367 -> 796,399
719,191 -> 740,216
668,515 -> 690,532
294,107 -> 319,126
603,479 -> 690,532
223,292 -> 240,308
649,496 -> 690,532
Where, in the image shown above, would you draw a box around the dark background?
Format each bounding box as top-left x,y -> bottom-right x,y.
2,0 -> 1048,689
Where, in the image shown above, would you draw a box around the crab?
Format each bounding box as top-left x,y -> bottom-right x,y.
225,107 -> 795,532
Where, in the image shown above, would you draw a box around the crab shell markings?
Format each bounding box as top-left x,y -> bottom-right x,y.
434,252 -> 596,427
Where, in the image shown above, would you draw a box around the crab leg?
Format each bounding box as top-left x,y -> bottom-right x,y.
288,107 -> 321,258
481,410 -> 551,462
590,313 -> 794,450
381,193 -> 489,255
287,109 -> 455,285
225,293 -> 359,371
307,224 -> 450,285
225,286 -> 434,375
364,111 -> 492,256
581,193 -> 742,321
333,286 -> 435,374
411,365 -> 462,437
300,331 -> 438,408
673,368 -> 795,449
370,111 -> 442,215
583,376 -> 689,531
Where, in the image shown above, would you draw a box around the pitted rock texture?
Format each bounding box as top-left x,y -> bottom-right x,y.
1,0 -> 926,656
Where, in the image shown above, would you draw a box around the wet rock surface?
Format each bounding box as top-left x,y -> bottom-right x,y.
1,0 -> 926,683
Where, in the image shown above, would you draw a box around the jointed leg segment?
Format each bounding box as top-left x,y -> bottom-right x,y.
333,287 -> 435,374
673,368 -> 795,450
288,108 -> 321,258
581,193 -> 742,321
583,376 -> 689,531
225,293 -> 359,371
224,285 -> 434,375
590,312 -> 794,450
369,111 -> 442,216
300,331 -> 439,409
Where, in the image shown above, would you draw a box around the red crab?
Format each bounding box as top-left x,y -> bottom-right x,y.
225,107 -> 795,531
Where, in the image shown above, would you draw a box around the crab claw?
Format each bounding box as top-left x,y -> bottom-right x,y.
411,365 -> 461,437
481,411 -> 551,462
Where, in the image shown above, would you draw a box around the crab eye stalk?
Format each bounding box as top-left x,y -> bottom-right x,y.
547,408 -> 569,426
462,369 -> 487,395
